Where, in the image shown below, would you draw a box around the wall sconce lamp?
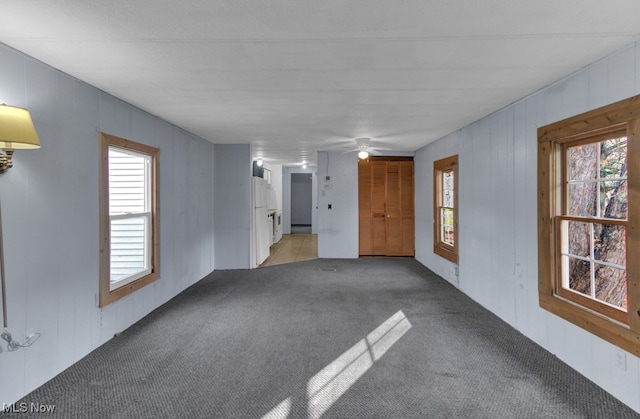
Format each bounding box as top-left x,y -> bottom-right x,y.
0,104 -> 41,174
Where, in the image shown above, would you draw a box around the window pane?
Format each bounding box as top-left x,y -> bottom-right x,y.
567,182 -> 597,217
441,207 -> 454,226
593,224 -> 626,266
109,148 -> 148,215
566,221 -> 590,258
442,225 -> 454,246
567,256 -> 591,296
595,264 -> 627,309
443,170 -> 454,190
110,216 -> 148,283
568,143 -> 598,181
442,171 -> 454,208
443,190 -> 454,208
600,136 -> 627,179
441,208 -> 454,246
600,180 -> 627,220
561,220 -> 627,309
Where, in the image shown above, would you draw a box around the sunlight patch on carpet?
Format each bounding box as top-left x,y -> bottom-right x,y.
261,310 -> 411,419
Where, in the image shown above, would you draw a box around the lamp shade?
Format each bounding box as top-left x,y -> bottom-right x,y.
0,104 -> 40,149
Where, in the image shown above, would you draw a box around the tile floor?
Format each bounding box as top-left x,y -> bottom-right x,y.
260,234 -> 318,267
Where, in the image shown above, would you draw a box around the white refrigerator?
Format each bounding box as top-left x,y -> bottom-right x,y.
253,177 -> 270,266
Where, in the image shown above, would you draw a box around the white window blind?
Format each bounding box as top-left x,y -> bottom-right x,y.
108,147 -> 151,289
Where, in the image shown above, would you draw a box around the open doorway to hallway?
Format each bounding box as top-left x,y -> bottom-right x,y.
291,173 -> 313,233
262,171 -> 317,267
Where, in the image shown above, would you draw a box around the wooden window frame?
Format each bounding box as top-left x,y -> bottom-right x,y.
99,132 -> 160,307
538,95 -> 640,355
433,155 -> 458,263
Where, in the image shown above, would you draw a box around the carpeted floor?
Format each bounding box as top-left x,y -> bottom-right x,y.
3,258 -> 639,418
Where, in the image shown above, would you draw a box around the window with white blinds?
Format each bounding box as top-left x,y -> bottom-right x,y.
108,147 -> 151,287
99,133 -> 159,307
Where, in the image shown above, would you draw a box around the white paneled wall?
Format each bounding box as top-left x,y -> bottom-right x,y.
0,45 -> 216,404
213,144 -> 252,269
415,41 -> 640,412
316,151 -> 358,258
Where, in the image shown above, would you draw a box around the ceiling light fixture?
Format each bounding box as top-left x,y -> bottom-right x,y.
355,137 -> 371,160
0,104 -> 41,173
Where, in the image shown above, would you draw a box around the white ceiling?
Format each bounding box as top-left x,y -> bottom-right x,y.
2,1 -> 640,166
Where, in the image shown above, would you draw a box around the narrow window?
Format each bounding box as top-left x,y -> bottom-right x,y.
99,133 -> 159,307
538,94 -> 640,354
434,155 -> 458,263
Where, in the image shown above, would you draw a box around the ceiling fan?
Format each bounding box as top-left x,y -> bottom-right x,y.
330,128 -> 419,158
356,138 -> 373,159
343,137 -> 382,159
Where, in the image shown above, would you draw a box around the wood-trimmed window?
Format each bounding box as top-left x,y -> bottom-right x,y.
99,133 -> 160,307
538,95 -> 640,355
434,155 -> 458,263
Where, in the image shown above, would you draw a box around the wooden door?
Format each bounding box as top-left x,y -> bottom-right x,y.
371,161 -> 387,254
399,161 -> 415,255
358,158 -> 414,256
358,161 -> 373,254
385,162 -> 402,254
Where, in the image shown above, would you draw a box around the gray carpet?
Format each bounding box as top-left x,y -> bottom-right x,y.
3,258 -> 639,418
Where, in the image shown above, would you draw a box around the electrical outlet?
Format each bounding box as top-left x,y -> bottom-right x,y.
615,349 -> 627,371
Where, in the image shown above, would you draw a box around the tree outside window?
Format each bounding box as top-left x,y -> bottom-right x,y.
538,94 -> 640,354
559,132 -> 627,322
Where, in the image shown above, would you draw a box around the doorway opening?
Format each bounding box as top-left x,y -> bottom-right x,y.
291,173 -> 313,234
261,171 -> 317,267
